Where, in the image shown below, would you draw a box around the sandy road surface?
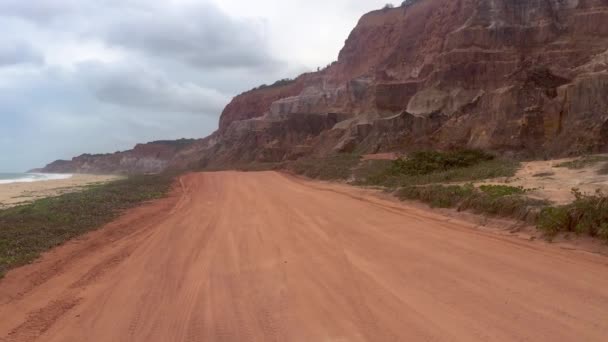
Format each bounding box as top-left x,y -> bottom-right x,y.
1,172 -> 608,341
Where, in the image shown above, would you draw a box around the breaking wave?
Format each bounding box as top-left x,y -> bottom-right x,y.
0,173 -> 73,185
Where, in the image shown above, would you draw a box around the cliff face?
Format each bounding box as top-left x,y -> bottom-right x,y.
40,0 -> 608,173
40,140 -> 197,174
211,0 -> 608,166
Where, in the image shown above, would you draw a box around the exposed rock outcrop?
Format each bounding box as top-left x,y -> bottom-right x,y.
40,140 -> 196,174
40,0 -> 608,173
205,0 -> 608,167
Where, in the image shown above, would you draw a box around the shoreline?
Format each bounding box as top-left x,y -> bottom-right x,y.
0,173 -> 73,185
0,174 -> 122,208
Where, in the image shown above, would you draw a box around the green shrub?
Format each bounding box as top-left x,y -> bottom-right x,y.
361,159 -> 519,187
532,172 -> 555,178
537,207 -> 571,237
396,183 -> 608,242
249,78 -> 296,92
396,184 -> 545,221
479,185 -> 527,198
462,192 -> 544,220
396,184 -> 475,208
282,149 -> 516,186
352,159 -> 394,183
389,149 -> 495,176
537,189 -> 608,241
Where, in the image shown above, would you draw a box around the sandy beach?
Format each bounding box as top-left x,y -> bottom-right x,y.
0,174 -> 121,208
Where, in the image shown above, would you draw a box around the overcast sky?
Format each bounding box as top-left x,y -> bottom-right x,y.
0,0 -> 388,172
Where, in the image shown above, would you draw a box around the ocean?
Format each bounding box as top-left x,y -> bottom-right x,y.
0,173 -> 73,185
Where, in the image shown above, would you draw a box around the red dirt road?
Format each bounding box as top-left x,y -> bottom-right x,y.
1,172 -> 608,341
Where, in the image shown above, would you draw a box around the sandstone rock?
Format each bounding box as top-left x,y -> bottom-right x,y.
40,0 -> 608,173
211,0 -> 608,163
40,140 -> 197,174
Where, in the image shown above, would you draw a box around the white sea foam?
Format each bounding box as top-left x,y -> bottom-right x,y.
0,173 -> 73,185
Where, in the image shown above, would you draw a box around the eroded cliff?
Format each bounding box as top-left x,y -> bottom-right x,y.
40,140 -> 197,174
40,0 -> 608,173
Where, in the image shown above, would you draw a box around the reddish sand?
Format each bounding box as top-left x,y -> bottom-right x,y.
1,172 -> 608,341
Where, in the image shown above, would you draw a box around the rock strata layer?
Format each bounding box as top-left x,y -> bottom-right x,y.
40,0 -> 608,173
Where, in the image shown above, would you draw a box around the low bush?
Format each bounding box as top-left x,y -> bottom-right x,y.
393,176 -> 608,242
396,184 -> 475,208
249,78 -> 296,92
532,171 -> 555,178
396,184 -> 545,222
479,185 -> 527,198
352,159 -> 394,183
462,192 -> 544,221
389,149 -> 495,176
360,159 -> 519,187
537,189 -> 608,241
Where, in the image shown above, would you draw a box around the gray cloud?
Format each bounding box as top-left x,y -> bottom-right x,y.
0,41 -> 44,67
0,0 -> 279,71
103,3 -> 278,70
0,0 -> 389,172
91,65 -> 230,113
0,0 -> 81,23
0,65 -> 220,172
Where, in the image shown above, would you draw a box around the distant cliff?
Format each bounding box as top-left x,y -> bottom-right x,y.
40,0 -> 608,173
39,139 -> 197,174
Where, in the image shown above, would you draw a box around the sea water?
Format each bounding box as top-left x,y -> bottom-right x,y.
0,173 -> 73,184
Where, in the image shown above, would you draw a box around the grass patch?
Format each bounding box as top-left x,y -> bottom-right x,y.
389,149 -> 495,175
352,159 -> 394,183
395,184 -> 546,222
537,189 -> 608,241
360,159 -> 519,187
555,156 -> 608,169
479,185 -> 527,198
287,154 -> 361,181
282,149 -> 518,186
396,184 -> 476,208
356,150 -> 518,187
249,78 -> 296,92
285,150 -> 608,243
0,173 -> 175,278
397,184 -> 608,242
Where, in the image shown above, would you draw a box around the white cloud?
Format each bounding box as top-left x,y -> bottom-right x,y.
92,66 -> 231,113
